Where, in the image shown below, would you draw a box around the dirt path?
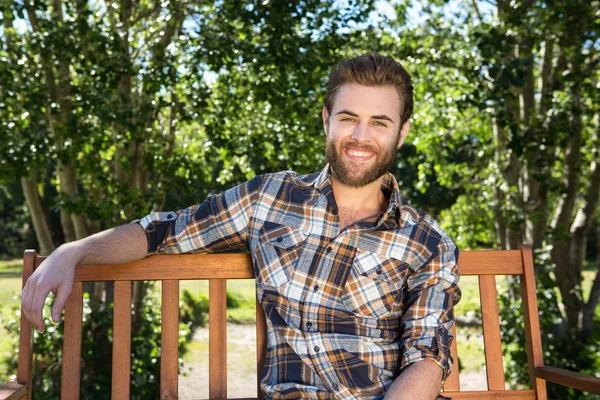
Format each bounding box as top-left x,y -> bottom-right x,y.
179,324 -> 259,399
178,324 -> 498,398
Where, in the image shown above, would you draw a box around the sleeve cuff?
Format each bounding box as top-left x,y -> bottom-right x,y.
130,212 -> 178,257
399,325 -> 455,385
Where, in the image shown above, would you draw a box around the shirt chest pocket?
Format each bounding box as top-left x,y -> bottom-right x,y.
341,250 -> 408,318
253,222 -> 309,288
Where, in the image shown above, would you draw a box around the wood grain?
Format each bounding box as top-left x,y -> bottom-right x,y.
61,281 -> 83,400
17,250 -> 35,400
256,296 -> 267,400
519,245 -> 548,400
442,390 -> 536,399
443,321 -> 460,392
209,279 -> 227,399
160,280 -> 179,400
0,381 -> 28,400
535,366 -> 600,395
479,275 -> 505,390
31,250 -> 525,282
112,281 -> 132,400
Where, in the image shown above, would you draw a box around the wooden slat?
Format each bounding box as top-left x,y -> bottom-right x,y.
256,296 -> 267,400
17,250 -> 35,400
32,250 -> 524,282
161,280 -> 179,400
209,279 -> 227,399
459,250 -> 524,275
442,390 -> 536,399
0,381 -> 28,400
535,366 -> 600,395
479,275 -> 505,390
112,281 -> 132,400
443,321 -> 460,391
519,245 -> 547,400
61,281 -> 84,400
62,254 -> 253,281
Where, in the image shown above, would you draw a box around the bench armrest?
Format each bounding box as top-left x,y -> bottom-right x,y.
536,366 -> 600,395
0,381 -> 28,400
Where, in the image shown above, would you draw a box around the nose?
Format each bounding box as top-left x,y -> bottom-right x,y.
350,121 -> 372,143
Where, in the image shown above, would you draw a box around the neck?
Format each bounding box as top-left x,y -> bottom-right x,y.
330,173 -> 388,213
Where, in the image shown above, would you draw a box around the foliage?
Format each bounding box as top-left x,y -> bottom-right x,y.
498,249 -> 600,398
180,289 -> 209,335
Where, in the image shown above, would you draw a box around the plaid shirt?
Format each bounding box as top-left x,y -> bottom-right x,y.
135,164 -> 461,399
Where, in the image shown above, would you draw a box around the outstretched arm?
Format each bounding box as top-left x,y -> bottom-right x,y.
21,223 -> 147,333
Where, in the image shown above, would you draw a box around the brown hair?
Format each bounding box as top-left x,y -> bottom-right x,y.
324,53 -> 414,126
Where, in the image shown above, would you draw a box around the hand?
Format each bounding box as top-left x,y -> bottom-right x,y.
21,245 -> 79,332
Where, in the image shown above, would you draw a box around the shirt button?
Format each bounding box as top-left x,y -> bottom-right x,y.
314,285 -> 319,291
376,267 -> 382,275
277,237 -> 283,242
314,346 -> 320,352
326,247 -> 332,253
332,383 -> 339,390
167,213 -> 174,219
306,322 -> 312,329
332,209 -> 338,216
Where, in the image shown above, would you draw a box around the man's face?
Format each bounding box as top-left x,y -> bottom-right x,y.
323,84 -> 409,188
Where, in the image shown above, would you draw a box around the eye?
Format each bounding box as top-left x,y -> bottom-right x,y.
341,117 -> 356,122
374,121 -> 387,127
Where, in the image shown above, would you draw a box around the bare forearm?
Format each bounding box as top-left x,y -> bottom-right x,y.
384,360 -> 443,400
62,223 -> 148,265
22,223 -> 148,332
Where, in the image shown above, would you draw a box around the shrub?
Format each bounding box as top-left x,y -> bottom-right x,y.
0,282 -> 204,399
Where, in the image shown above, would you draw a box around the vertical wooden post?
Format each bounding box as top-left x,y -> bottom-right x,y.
256,296 -> 267,400
18,250 -> 36,399
161,280 -> 179,399
209,279 -> 227,399
443,321 -> 460,392
112,281 -> 132,399
519,245 -> 548,400
479,275 -> 505,390
61,282 -> 84,400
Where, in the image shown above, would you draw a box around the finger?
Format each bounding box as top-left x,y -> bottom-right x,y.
31,286 -> 50,332
51,285 -> 72,323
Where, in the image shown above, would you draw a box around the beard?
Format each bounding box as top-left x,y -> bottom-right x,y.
325,132 -> 398,188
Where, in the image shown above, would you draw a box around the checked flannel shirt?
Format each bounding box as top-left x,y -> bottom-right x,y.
134,164 -> 461,399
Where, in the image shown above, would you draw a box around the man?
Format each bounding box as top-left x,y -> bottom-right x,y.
21,53 -> 461,399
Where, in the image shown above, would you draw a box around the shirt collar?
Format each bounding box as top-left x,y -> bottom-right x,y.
293,164 -> 405,229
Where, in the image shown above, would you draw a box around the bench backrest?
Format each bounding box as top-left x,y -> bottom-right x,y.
16,246 -> 547,400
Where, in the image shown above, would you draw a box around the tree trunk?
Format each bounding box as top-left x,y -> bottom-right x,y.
551,77 -> 585,333
57,161 -> 89,240
21,176 -> 55,256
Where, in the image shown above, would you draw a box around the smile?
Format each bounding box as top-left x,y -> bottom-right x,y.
343,146 -> 376,161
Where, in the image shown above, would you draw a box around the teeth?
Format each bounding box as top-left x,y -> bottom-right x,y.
347,149 -> 373,157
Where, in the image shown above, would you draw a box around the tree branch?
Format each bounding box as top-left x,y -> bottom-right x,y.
470,0 -> 483,23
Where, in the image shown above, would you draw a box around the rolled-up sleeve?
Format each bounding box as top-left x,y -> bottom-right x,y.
131,174 -> 265,257
398,232 -> 461,385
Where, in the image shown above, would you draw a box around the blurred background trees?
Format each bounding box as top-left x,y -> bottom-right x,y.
0,0 -> 599,398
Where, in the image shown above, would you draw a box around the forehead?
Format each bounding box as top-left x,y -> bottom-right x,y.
332,84 -> 401,120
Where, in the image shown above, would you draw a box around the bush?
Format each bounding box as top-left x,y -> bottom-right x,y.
0,282 -> 206,399
180,289 -> 209,336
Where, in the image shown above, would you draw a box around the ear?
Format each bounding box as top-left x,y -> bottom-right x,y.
397,119 -> 410,148
322,106 -> 329,135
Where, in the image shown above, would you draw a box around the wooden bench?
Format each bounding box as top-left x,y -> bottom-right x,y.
2,245 -> 600,399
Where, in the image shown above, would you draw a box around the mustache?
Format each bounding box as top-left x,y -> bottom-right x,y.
341,143 -> 378,154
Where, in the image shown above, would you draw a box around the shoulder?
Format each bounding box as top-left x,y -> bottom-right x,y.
398,204 -> 457,254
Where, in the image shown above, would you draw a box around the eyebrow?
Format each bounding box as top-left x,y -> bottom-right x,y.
335,109 -> 395,124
